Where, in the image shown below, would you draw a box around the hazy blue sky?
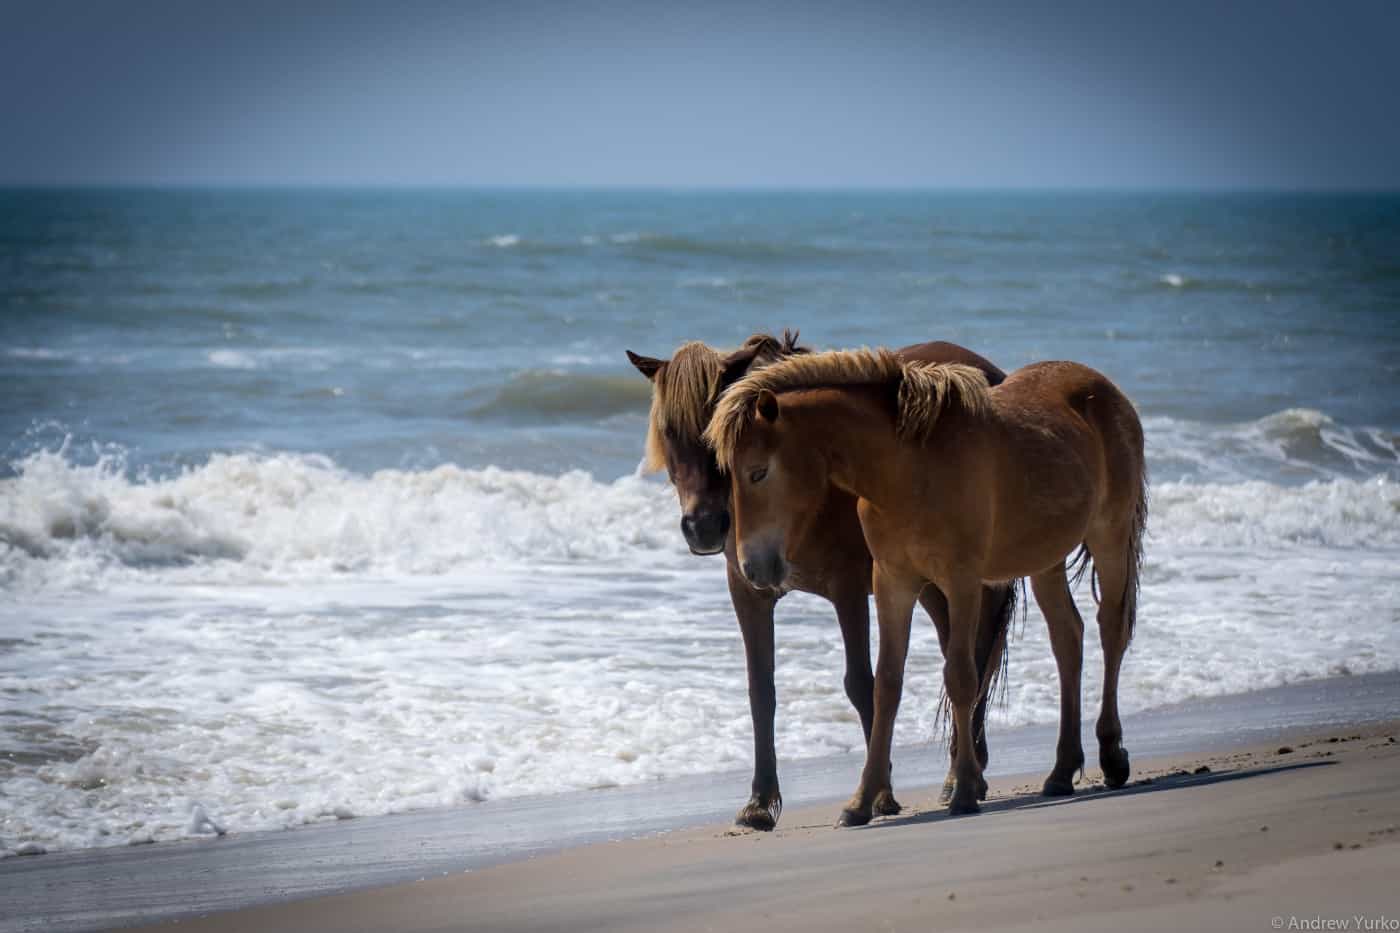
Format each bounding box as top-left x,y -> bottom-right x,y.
2,0 -> 1397,188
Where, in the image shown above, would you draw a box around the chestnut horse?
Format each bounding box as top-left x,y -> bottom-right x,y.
707,349 -> 1147,821
628,333 -> 1017,829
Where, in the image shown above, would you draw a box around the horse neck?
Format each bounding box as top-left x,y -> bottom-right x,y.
781,386 -> 908,502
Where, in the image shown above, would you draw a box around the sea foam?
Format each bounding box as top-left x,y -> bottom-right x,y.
1,448 -> 683,591
4,435 -> 1396,593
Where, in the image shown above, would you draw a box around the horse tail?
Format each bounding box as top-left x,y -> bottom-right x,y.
982,579 -> 1021,716
1122,464 -> 1149,647
933,579 -> 1022,740
1065,464 -> 1147,650
1066,543 -> 1094,592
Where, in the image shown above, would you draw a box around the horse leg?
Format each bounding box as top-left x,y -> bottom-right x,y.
1085,536 -> 1133,789
916,585 -> 960,803
970,583 -> 1014,795
727,559 -> 782,830
1030,564 -> 1086,797
838,565 -> 918,827
924,583 -> 1012,803
833,587 -> 900,816
942,577 -> 985,815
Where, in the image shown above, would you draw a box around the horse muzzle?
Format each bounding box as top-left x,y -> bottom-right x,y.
681,510 -> 730,556
740,548 -> 788,590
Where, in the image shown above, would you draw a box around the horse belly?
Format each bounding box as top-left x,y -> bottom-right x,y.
984,518 -> 1087,580
985,462 -> 1095,579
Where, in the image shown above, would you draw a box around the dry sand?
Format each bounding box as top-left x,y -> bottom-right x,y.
139,722 -> 1400,933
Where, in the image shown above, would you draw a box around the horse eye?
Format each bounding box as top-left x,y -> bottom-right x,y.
748,467 -> 768,484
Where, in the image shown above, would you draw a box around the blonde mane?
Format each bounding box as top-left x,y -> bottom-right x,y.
642,332 -> 803,472
705,348 -> 991,472
643,342 -> 724,471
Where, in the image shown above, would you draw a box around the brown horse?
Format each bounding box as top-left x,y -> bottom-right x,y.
707,349 -> 1147,821
627,333 -> 1017,830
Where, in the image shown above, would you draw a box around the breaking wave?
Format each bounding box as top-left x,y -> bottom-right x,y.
472,369 -> 652,422
0,446 -> 683,591
2,426 -> 1396,593
1146,408 -> 1400,484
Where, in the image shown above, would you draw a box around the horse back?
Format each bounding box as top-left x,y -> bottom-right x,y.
993,361 -> 1145,514
896,341 -> 1006,386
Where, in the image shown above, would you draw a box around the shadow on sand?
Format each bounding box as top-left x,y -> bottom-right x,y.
846,760 -> 1336,831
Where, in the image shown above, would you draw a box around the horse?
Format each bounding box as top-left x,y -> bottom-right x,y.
706,349 -> 1147,822
627,333 -> 1018,830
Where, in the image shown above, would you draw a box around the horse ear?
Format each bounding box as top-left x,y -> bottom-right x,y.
626,350 -> 665,382
719,346 -> 760,390
754,389 -> 780,424
781,329 -> 811,355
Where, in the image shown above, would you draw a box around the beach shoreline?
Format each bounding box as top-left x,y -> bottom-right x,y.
135,716 -> 1400,933
3,671 -> 1399,932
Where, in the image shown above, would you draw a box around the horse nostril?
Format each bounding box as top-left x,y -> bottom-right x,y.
716,512 -> 731,538
741,560 -> 757,583
680,516 -> 697,539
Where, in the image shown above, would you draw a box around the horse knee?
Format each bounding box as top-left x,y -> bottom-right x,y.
843,669 -> 874,707
746,678 -> 776,710
874,666 -> 904,703
943,656 -> 978,707
1099,629 -> 1130,668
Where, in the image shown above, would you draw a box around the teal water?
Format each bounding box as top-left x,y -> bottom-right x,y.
5,189 -> 1398,480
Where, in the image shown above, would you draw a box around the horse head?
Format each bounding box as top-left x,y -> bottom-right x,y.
627,331 -> 806,556
709,387 -> 829,590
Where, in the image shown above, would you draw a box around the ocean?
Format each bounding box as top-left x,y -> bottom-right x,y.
2,189 -> 1398,857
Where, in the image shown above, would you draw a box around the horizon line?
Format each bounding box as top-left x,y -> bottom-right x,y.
3,182 -> 1399,196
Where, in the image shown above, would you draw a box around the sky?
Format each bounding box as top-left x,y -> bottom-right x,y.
2,0 -> 1398,189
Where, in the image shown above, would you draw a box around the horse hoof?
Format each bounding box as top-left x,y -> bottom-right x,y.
735,797 -> 781,831
873,789 -> 902,817
938,777 -> 955,804
948,795 -> 981,816
976,775 -> 989,801
1042,775 -> 1075,797
1102,747 -> 1131,789
836,807 -> 871,828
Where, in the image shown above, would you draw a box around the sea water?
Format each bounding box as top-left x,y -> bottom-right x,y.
2,189 -> 1398,855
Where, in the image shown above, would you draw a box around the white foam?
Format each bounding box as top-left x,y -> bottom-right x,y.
1160,273 -> 1187,287
206,349 -> 259,370
5,347 -> 67,360
186,803 -> 226,836
548,353 -> 613,366
3,441 -> 1394,595
679,276 -> 733,289
0,449 -> 685,591
486,234 -> 521,248
1151,476 -> 1399,549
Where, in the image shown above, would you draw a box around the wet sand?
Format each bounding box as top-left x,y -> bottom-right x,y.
137,722 -> 1400,933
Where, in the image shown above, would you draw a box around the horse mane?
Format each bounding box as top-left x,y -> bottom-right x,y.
705,348 -> 991,472
643,330 -> 809,471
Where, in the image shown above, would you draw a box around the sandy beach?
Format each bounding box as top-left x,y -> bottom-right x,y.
129,715 -> 1400,932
